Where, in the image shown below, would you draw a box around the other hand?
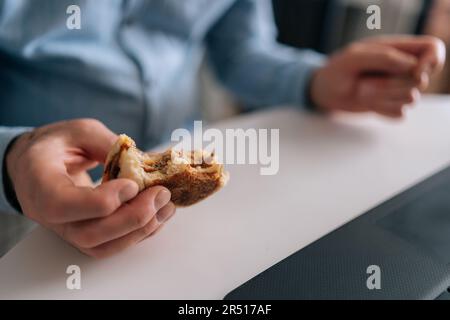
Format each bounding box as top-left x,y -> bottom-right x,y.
310,36 -> 446,118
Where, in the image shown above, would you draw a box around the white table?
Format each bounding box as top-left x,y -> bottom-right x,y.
1,95 -> 450,299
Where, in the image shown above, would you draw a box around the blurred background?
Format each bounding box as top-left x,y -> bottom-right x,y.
202,0 -> 450,121
2,0 -> 450,258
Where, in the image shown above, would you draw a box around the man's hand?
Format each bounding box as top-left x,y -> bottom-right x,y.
310,36 -> 446,118
6,119 -> 176,258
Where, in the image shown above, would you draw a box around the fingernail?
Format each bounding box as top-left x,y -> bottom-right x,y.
154,189 -> 171,211
119,183 -> 138,203
156,202 -> 175,223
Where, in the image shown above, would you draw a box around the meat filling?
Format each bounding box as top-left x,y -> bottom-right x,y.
143,152 -> 213,174
108,147 -> 216,182
105,144 -> 130,180
143,153 -> 171,174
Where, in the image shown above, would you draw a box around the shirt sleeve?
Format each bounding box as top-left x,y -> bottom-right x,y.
206,0 -> 326,109
0,126 -> 31,215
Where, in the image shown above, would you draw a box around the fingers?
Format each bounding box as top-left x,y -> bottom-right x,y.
365,35 -> 439,54
155,201 -> 176,224
63,187 -> 171,248
374,108 -> 405,119
37,173 -> 139,223
139,202 -> 177,241
371,101 -> 406,118
312,36 -> 443,118
78,218 -> 160,259
344,43 -> 418,75
358,77 -> 421,103
364,35 -> 446,77
78,202 -> 176,259
388,87 -> 420,103
356,76 -> 421,118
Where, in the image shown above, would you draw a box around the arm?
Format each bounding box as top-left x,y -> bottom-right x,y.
206,0 -> 325,109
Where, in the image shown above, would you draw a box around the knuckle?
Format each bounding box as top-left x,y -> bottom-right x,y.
150,224 -> 164,237
143,220 -> 157,236
26,144 -> 47,163
90,195 -> 115,216
132,209 -> 151,228
127,195 -> 157,228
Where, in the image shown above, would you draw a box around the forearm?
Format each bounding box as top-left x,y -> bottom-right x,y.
206,0 -> 326,109
0,126 -> 32,214
207,44 -> 325,108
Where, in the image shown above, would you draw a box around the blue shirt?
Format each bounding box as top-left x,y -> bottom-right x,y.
0,0 -> 324,219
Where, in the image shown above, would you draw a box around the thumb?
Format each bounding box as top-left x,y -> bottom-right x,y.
94,178 -> 140,207
41,177 -> 139,223
415,39 -> 446,78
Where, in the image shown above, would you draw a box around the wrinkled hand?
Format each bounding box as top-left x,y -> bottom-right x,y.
6,119 -> 176,258
310,36 -> 446,118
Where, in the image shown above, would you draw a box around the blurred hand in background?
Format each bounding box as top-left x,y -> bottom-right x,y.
310,36 -> 446,118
